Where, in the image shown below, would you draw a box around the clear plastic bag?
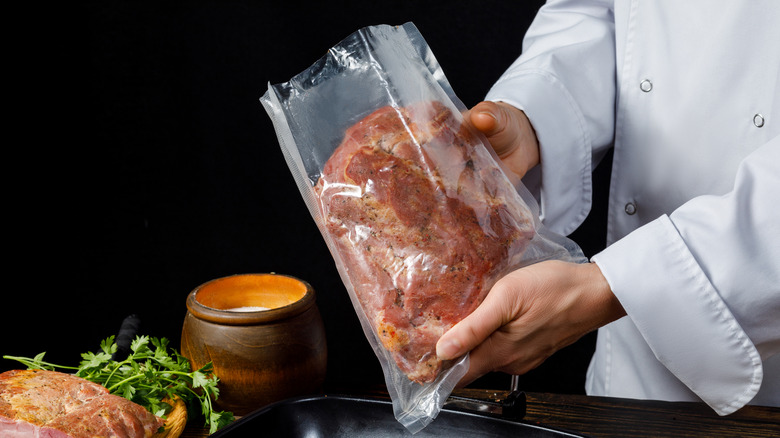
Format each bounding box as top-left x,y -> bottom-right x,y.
260,22 -> 585,433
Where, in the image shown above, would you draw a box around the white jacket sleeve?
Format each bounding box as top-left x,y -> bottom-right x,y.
592,137 -> 780,414
485,0 -> 616,236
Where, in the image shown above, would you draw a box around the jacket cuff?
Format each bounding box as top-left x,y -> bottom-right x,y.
486,70 -> 592,236
591,215 -> 763,415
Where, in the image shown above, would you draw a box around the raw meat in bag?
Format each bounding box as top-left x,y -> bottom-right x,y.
261,22 -> 585,433
315,100 -> 536,384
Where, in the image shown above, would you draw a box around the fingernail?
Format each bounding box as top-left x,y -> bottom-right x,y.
478,110 -> 497,121
436,337 -> 462,360
476,111 -> 498,130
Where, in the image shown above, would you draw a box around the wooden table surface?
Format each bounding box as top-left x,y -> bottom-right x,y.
181,388 -> 779,437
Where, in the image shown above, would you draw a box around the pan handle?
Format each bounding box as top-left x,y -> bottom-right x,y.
443,374 -> 526,421
444,390 -> 526,422
112,314 -> 141,361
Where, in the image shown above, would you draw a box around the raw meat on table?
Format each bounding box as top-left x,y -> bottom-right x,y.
315,101 -> 535,384
0,369 -> 164,438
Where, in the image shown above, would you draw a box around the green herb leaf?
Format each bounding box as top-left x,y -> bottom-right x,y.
191,370 -> 211,389
32,352 -> 48,369
131,336 -> 151,354
121,383 -> 136,400
209,410 -> 236,434
79,351 -> 112,370
100,336 -> 117,355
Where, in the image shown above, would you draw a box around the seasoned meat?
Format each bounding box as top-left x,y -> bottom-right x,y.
0,369 -> 164,438
315,101 -> 534,383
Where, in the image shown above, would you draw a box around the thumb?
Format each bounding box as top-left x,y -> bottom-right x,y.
468,101 -> 523,158
436,287 -> 514,360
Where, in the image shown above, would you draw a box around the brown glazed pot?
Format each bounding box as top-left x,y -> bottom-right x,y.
180,273 -> 327,416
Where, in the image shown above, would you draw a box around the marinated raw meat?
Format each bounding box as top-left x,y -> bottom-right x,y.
0,369 -> 164,438
315,101 -> 534,383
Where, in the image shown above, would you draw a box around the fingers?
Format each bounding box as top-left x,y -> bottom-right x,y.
458,341 -> 545,388
465,325 -> 553,382
436,279 -> 519,361
455,335 -> 509,387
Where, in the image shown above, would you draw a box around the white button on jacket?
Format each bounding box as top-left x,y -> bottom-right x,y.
486,0 -> 780,414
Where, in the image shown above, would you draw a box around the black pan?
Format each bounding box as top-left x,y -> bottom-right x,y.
210,394 -> 588,437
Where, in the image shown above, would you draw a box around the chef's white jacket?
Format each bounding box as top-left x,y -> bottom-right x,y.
485,0 -> 779,415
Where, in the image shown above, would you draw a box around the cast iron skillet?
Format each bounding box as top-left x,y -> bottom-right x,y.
210,394 -> 588,437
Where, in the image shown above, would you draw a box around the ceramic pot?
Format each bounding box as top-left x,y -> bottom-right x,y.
180,273 -> 327,415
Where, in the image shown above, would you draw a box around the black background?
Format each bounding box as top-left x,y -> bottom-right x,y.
3,0 -> 611,397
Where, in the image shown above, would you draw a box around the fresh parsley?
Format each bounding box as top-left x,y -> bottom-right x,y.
4,335 -> 234,434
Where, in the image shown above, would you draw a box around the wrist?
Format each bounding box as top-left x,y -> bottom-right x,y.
584,262 -> 626,329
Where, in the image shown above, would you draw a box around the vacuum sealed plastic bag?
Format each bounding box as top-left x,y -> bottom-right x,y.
261,22 -> 585,433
